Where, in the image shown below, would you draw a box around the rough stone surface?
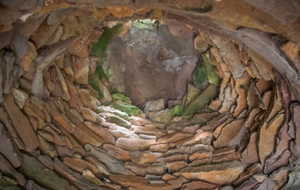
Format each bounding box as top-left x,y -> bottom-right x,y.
3,94 -> 39,152
176,160 -> 245,185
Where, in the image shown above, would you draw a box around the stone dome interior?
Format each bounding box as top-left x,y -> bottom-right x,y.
0,0 -> 300,190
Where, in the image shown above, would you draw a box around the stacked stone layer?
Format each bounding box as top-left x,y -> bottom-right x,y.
0,1 -> 300,190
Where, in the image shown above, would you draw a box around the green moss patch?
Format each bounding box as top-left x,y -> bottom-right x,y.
112,101 -> 142,116
112,93 -> 131,104
151,105 -> 183,124
192,62 -> 208,90
202,54 -> 222,86
0,179 -> 21,190
183,84 -> 219,118
90,24 -> 123,59
104,113 -> 132,128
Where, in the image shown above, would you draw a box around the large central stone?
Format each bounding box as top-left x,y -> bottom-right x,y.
103,20 -> 200,108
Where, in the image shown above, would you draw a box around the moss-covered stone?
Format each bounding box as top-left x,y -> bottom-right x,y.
112,93 -> 132,104
90,24 -> 123,59
82,170 -> 103,186
103,113 -> 131,128
88,72 -> 112,103
202,54 -> 222,86
150,105 -> 183,124
21,154 -> 76,190
192,62 -> 208,90
183,84 -> 219,118
112,100 -> 142,116
186,84 -> 201,105
0,179 -> 21,190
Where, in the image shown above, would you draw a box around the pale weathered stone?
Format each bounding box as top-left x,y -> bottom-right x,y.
282,164 -> 300,190
11,88 -> 28,109
82,169 -> 103,186
256,168 -> 288,190
144,98 -> 165,116
100,112 -> 131,128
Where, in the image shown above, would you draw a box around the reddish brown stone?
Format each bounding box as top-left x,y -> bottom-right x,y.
0,124 -> 22,168
116,138 -> 156,151
131,125 -> 167,137
84,121 -> 115,144
37,134 -> 58,158
65,110 -> 104,147
62,157 -> 100,176
166,161 -> 188,173
102,144 -> 131,162
176,131 -> 213,147
256,78 -> 273,95
189,151 -> 212,162
78,89 -> 99,112
167,176 -> 188,189
233,163 -> 263,187
3,94 -> 39,152
125,162 -> 165,176
0,107 -> 24,150
130,151 -> 163,164
176,160 -> 245,185
258,113 -> 285,166
182,180 -> 219,190
157,132 -> 193,144
241,132 -> 259,167
109,174 -> 172,190
213,118 -> 245,148
66,79 -> 83,112
157,154 -> 188,163
234,72 -> 251,117
150,144 -> 172,152
212,147 -> 240,163
107,6 -> 135,18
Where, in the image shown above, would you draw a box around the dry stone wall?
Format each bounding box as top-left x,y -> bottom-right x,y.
0,1 -> 300,190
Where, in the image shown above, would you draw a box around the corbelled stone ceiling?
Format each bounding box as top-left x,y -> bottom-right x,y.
0,0 -> 300,189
